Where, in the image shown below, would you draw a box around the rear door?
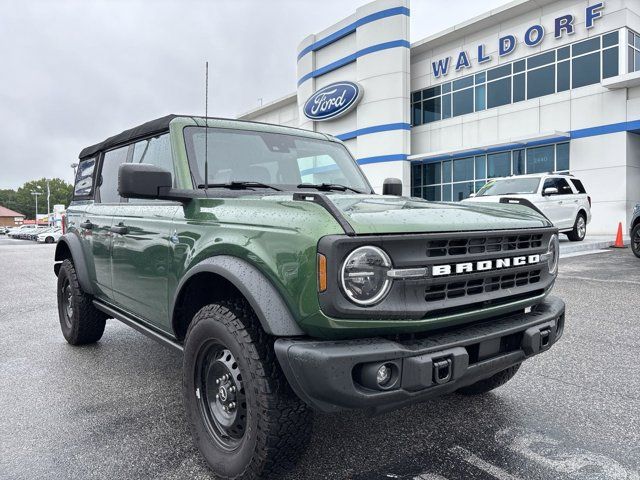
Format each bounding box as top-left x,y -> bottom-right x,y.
538,177 -> 564,227
110,134 -> 179,332
83,145 -> 130,301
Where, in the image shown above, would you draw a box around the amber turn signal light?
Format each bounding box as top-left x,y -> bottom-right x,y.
317,254 -> 327,292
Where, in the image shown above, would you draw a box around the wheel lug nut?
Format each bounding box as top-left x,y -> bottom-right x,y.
228,402 -> 236,410
215,394 -> 219,400
229,386 -> 236,393
216,379 -> 220,385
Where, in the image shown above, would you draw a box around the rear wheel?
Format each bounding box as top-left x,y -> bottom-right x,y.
566,213 -> 587,242
183,300 -> 311,480
56,259 -> 107,345
456,364 -> 521,395
45,236 -> 54,244
632,224 -> 640,259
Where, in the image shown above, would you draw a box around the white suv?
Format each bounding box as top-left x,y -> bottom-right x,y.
463,173 -> 592,241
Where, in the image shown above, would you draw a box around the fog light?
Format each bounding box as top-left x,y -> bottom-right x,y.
376,364 -> 391,386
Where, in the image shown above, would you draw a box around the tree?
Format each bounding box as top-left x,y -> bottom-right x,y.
1,178 -> 73,220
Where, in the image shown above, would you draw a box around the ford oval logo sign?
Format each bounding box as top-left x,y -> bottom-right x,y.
303,82 -> 363,121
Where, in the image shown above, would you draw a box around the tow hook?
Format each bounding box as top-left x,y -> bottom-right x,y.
433,358 -> 453,385
539,327 -> 551,349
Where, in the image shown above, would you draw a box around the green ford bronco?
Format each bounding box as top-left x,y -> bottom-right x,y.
54,115 -> 565,479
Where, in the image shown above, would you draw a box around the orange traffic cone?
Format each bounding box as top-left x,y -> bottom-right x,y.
612,222 -> 626,248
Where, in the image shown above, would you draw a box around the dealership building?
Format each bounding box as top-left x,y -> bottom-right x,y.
239,0 -> 640,234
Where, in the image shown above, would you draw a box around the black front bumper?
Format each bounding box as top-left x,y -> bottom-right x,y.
275,296 -> 565,414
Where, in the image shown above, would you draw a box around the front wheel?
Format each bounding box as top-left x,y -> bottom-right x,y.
183,301 -> 311,480
632,224 -> 640,258
566,213 -> 587,242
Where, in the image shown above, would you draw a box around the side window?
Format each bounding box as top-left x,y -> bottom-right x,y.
543,178 -> 573,195
131,134 -> 175,181
99,146 -> 129,203
570,179 -> 587,194
74,157 -> 97,198
555,178 -> 574,195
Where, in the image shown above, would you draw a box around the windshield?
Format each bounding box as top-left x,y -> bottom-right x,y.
476,177 -> 540,196
183,126 -> 371,192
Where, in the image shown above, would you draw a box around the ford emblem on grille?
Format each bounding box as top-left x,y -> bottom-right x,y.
303,82 -> 363,121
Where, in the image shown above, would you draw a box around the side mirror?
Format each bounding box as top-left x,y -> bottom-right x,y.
543,187 -> 559,196
468,193 -> 476,198
382,178 -> 403,196
118,163 -> 194,202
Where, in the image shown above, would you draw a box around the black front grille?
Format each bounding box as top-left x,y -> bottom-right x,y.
425,269 -> 542,302
426,234 -> 544,257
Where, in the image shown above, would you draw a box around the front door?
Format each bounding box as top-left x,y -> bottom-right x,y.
109,133 -> 180,333
110,203 -> 179,331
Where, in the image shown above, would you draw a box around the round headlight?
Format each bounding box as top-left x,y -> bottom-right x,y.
547,234 -> 559,274
340,246 -> 392,306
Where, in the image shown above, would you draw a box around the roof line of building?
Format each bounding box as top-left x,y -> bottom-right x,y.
237,92 -> 298,120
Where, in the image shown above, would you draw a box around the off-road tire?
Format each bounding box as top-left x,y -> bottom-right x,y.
183,300 -> 312,480
631,224 -> 640,259
566,213 -> 587,242
56,259 -> 107,345
456,363 -> 521,395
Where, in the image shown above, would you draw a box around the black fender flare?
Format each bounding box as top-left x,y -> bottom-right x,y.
54,234 -> 95,295
171,255 -> 305,337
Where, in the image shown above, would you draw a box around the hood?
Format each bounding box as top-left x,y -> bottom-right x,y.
462,194 -> 537,204
322,194 -> 551,235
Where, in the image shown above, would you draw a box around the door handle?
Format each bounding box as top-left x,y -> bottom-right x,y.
110,225 -> 129,235
80,220 -> 93,230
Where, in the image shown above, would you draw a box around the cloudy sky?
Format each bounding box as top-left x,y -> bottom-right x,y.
0,0 -> 511,189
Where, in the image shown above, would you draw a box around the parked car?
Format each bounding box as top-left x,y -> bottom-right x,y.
464,173 -> 591,241
0,226 -> 9,235
37,228 -> 62,244
631,203 -> 640,258
8,224 -> 37,238
54,115 -> 565,480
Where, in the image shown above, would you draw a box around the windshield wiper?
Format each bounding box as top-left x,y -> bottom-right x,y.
296,182 -> 365,194
197,181 -> 282,191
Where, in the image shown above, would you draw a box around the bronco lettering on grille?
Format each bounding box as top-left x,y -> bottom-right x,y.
432,254 -> 541,277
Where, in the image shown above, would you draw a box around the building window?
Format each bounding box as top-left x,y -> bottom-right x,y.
411,142 -> 570,201
629,30 -> 640,72
411,31 -> 620,126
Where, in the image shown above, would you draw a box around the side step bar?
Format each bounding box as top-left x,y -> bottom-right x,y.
93,300 -> 183,353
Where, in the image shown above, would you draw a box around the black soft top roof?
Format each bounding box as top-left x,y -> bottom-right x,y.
79,114 -> 179,159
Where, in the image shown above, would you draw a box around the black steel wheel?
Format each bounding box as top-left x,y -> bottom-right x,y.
195,344 -> 248,451
183,300 -> 311,480
56,259 -> 107,345
632,224 -> 640,259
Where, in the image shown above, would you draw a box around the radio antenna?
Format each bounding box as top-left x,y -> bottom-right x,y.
204,61 -> 209,190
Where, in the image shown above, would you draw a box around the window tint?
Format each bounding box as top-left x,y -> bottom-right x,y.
543,177 -> 573,195
487,152 -> 511,178
423,97 -> 441,123
453,157 -> 474,182
556,143 -> 570,171
74,158 -> 96,197
487,77 -> 511,108
557,61 -> 570,92
570,178 -> 587,194
99,146 -> 129,203
527,65 -> 555,99
424,162 -> 441,185
132,134 -> 174,178
603,47 -> 619,78
572,52 -> 600,88
527,145 -> 554,174
453,88 -> 474,116
453,182 -> 474,201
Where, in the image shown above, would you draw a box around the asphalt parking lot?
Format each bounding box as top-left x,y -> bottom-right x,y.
0,238 -> 638,480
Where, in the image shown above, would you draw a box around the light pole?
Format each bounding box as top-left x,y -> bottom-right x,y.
31,191 -> 42,224
70,163 -> 78,179
46,180 -> 51,227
